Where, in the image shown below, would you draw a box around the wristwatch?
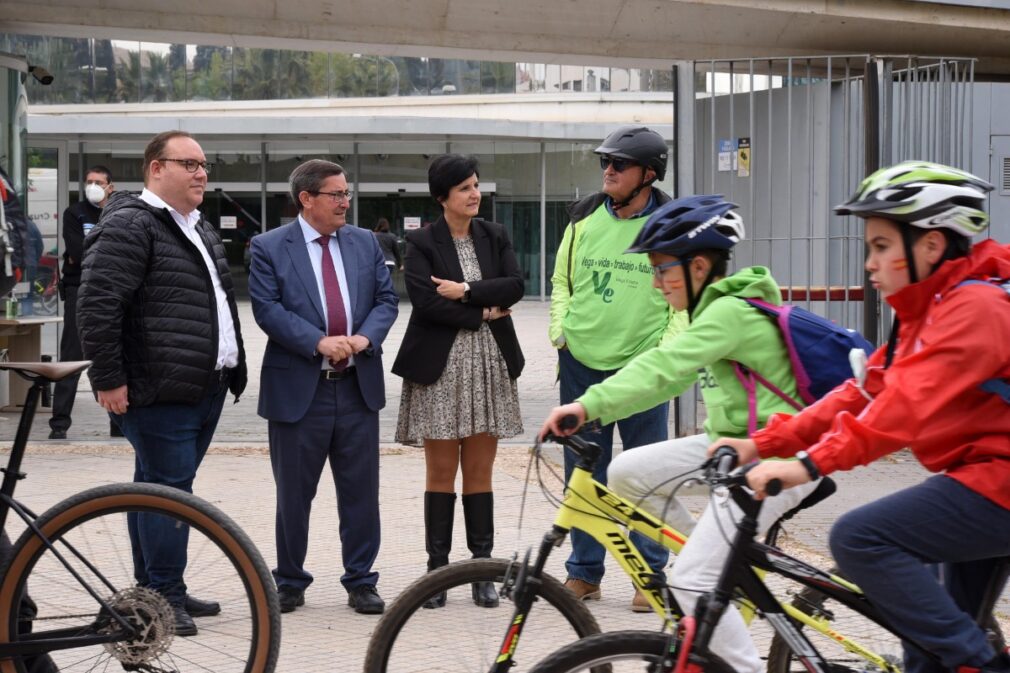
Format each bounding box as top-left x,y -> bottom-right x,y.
461,282 -> 472,303
795,451 -> 821,480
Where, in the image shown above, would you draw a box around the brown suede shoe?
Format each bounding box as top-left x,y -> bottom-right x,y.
631,587 -> 652,613
563,578 -> 601,601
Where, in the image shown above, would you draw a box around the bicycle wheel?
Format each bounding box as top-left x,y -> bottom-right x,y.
527,630 -> 735,673
766,575 -> 903,673
0,482 -> 281,673
364,558 -> 600,673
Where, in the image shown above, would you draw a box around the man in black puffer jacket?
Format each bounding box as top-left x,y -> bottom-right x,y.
77,130 -> 247,638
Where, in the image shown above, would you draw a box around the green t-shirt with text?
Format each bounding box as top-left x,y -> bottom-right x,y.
553,202 -> 677,370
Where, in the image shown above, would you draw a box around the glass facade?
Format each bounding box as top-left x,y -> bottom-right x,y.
2,34 -> 674,104
13,32 -> 676,299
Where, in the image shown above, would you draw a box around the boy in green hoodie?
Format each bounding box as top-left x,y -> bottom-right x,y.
540,194 -> 820,673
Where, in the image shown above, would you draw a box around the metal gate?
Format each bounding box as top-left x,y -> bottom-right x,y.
677,55 -> 975,435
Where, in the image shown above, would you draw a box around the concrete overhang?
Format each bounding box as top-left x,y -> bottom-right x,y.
26,93 -> 675,142
3,0 -> 1010,74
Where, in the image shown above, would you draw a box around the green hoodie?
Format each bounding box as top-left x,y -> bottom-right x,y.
578,266 -> 800,440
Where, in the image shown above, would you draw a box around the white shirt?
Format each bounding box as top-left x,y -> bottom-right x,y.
298,216 -> 354,368
139,189 -> 239,370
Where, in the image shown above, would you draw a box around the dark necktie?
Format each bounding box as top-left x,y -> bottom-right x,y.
316,235 -> 348,370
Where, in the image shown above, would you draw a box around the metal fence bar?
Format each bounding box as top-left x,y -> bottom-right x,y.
748,59 -> 756,269
787,57 -> 794,296
825,56 -> 834,316
710,59 -> 717,191
806,58 -> 814,310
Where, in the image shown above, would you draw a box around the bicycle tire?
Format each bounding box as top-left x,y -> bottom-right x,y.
364,558 -> 600,673
527,630 -> 735,673
0,482 -> 281,673
766,571 -> 903,673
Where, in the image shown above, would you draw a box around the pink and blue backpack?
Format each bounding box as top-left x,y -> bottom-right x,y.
732,298 -> 875,434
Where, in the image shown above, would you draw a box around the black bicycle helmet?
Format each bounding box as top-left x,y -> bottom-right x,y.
594,126 -> 668,181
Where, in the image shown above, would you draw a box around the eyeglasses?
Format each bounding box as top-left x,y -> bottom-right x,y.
313,190 -> 354,202
651,258 -> 691,278
159,158 -> 213,174
599,156 -> 637,173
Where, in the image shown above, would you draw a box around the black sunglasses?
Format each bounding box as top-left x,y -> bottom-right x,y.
599,156 -> 638,173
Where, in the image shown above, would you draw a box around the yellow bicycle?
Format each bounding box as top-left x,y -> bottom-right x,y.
363,425 -> 902,673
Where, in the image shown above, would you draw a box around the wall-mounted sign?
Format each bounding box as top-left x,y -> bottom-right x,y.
717,139 -> 736,172
737,138 -> 751,178
404,216 -> 422,230
220,215 -> 238,230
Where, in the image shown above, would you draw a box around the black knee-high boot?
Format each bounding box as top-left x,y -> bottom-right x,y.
463,492 -> 499,607
423,491 -> 456,609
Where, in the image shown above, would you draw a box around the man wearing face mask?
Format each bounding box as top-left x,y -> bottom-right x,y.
49,166 -> 113,440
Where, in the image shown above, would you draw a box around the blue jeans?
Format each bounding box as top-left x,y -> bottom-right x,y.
830,475 -> 1010,673
114,378 -> 229,604
559,348 -> 670,584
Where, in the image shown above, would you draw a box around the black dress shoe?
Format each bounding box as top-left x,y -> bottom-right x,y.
277,586 -> 305,614
172,605 -> 198,637
471,581 -> 499,608
184,594 -> 221,618
48,429 -> 66,440
347,585 -> 385,615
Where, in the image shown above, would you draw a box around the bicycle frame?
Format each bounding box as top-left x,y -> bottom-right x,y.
494,443 -> 910,673
0,376 -> 139,664
493,453 -> 767,672
681,483 -> 1006,673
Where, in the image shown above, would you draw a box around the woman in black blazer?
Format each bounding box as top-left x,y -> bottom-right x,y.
392,154 -> 524,608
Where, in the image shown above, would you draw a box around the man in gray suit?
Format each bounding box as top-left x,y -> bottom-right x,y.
248,160 -> 398,615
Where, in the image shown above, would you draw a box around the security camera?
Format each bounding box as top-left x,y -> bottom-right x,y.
28,65 -> 53,86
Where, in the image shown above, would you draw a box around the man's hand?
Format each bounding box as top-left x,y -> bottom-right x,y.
538,403 -> 587,442
348,334 -> 370,354
745,460 -> 810,500
97,385 -> 129,415
317,336 -> 354,362
431,276 -> 466,300
706,437 -> 759,463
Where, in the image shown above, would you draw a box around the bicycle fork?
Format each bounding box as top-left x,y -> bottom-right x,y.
492,527 -> 567,672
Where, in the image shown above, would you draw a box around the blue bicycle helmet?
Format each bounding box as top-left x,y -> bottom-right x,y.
626,194 -> 745,318
626,194 -> 745,257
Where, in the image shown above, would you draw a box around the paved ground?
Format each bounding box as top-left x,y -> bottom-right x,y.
0,297 -> 984,672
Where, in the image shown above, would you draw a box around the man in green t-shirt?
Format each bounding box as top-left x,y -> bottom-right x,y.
549,126 -> 686,610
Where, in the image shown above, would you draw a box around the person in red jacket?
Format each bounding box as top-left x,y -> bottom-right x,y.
717,161 -> 1010,673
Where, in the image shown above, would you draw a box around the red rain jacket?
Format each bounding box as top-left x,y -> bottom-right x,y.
754,239 -> 1010,510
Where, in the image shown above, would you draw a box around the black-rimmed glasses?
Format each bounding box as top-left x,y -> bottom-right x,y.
159,158 -> 213,174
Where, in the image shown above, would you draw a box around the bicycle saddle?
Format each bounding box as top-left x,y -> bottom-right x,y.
0,360 -> 91,382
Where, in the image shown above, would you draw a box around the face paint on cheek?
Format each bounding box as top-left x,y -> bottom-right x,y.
891,258 -> 908,271
665,280 -> 685,290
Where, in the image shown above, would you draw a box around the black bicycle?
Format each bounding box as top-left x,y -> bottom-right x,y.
527,446 -> 1007,673
0,361 -> 281,673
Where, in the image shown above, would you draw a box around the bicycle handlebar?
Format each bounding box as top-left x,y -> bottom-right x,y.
706,446 -> 782,497
540,414 -> 601,467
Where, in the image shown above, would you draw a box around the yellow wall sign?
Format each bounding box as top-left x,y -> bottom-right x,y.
737,137 -> 751,178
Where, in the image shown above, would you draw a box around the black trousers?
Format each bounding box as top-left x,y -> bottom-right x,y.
50,284 -> 82,433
